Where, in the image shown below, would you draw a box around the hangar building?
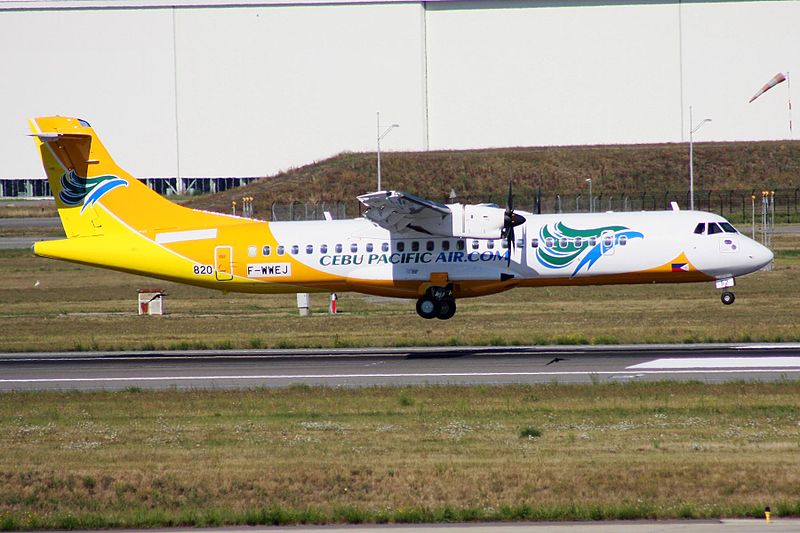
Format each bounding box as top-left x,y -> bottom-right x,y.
1,0 -> 797,183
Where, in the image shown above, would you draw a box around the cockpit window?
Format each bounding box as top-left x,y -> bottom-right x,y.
707,222 -> 723,234
693,223 -> 705,235
720,222 -> 738,233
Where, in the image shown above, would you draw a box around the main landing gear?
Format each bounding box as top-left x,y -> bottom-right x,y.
416,284 -> 457,320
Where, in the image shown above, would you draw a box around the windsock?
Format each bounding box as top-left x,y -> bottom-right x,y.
749,72 -> 787,103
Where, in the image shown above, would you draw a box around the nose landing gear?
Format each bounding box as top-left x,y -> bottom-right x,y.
416,284 -> 457,320
716,277 -> 736,305
721,291 -> 735,305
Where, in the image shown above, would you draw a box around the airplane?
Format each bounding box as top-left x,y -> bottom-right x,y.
29,116 -> 774,320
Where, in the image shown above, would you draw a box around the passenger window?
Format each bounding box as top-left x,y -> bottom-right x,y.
589,237 -> 597,247
350,243 -> 358,253
559,238 -> 569,248
472,240 -> 480,250
426,241 -> 434,251
366,243 -> 373,253
516,238 -> 524,248
531,238 -> 539,248
708,223 -> 722,235
456,240 -> 465,251
335,244 -> 342,253
291,245 -> 299,255
381,242 -> 389,252
487,240 -> 495,249
575,237 -> 583,247
306,245 -> 313,254
500,239 -> 508,249
693,223 -> 705,235
603,236 -> 613,247
442,240 -> 450,252
545,237 -> 555,248
262,245 -> 271,256
720,222 -> 738,233
277,245 -> 285,255
411,241 -> 420,252
397,242 -> 405,252
320,244 -> 328,254
248,245 -> 257,257
619,235 -> 628,246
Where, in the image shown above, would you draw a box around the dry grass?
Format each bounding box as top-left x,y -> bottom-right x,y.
1,382 -> 799,528
0,234 -> 798,352
184,141 -> 800,213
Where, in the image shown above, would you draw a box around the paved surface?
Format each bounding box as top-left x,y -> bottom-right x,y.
2,343 -> 800,391
0,216 -> 60,228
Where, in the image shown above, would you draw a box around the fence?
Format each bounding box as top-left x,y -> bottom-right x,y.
0,176 -> 258,198
266,189 -> 800,224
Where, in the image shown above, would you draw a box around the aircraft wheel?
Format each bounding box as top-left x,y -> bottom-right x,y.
721,291 -> 735,305
416,297 -> 440,319
437,299 -> 457,320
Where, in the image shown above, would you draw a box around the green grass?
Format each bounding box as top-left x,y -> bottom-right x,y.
0,382 -> 798,529
0,233 -> 798,352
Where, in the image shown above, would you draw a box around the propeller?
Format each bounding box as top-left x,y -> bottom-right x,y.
500,181 -> 526,267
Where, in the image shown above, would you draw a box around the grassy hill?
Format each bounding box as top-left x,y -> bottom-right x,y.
186,141 -> 800,216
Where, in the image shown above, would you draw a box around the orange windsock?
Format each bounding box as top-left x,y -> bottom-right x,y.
749,72 -> 787,103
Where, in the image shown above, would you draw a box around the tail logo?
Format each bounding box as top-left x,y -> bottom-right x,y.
58,170 -> 128,213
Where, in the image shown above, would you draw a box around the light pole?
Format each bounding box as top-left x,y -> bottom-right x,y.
585,178 -> 592,213
689,106 -> 712,211
376,111 -> 399,192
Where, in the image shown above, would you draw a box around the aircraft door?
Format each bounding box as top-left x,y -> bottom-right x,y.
215,246 -> 234,281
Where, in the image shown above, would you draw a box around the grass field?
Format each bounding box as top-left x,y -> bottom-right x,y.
0,234 -> 798,353
1,382 -> 799,529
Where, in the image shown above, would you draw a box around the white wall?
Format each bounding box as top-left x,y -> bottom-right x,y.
1,0 -> 798,180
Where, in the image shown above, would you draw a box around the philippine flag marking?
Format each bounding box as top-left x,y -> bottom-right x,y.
671,263 -> 689,272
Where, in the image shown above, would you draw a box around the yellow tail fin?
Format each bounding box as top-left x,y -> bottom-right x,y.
30,116 -> 193,238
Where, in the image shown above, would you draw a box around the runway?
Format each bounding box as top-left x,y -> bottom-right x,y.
2,343 -> 800,391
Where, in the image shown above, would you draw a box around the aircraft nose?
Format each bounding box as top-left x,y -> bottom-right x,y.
747,240 -> 773,270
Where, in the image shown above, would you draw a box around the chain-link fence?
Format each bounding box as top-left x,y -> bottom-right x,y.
262,188 -> 800,224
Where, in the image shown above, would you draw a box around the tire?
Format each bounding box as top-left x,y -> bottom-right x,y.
416,297 -> 440,319
437,299 -> 457,320
721,291 -> 735,305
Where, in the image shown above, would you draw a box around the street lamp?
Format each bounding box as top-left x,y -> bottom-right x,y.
689,106 -> 712,211
585,178 -> 592,213
376,111 -> 399,192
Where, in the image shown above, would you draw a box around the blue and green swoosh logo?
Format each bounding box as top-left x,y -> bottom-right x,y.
536,222 -> 644,277
59,170 -> 128,213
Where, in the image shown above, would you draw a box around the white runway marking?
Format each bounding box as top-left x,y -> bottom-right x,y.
3,368 -> 800,384
627,357 -> 800,370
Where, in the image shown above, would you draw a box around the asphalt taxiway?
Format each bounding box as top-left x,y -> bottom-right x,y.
1,343 -> 799,391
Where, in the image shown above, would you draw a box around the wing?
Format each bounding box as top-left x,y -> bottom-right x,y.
357,191 -> 451,234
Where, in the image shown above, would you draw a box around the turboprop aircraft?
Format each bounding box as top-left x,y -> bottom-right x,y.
29,116 -> 773,319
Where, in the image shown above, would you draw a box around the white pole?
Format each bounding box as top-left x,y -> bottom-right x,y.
689,106 -> 694,211
376,111 -> 382,192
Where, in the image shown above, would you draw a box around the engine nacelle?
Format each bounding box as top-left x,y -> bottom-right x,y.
446,203 -> 505,239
